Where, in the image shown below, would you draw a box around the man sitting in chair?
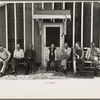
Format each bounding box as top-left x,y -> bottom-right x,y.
11,44 -> 24,74
46,44 -> 57,71
25,44 -> 35,75
60,43 -> 71,73
73,42 -> 84,75
86,42 -> 100,75
0,45 -> 11,77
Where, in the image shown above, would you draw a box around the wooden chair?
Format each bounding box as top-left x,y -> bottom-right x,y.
83,47 -> 96,74
83,47 -> 94,68
56,48 -> 72,72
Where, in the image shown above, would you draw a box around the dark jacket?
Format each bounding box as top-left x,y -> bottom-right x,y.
25,49 -> 35,61
49,47 -> 56,61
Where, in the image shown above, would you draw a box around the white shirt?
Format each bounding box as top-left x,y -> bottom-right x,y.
86,48 -> 100,59
13,49 -> 24,58
45,48 -> 57,61
62,47 -> 71,56
0,48 -> 11,61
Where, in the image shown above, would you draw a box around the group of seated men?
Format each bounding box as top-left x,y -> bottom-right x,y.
0,44 -> 35,77
46,42 -> 100,75
0,42 -> 100,77
46,43 -> 71,73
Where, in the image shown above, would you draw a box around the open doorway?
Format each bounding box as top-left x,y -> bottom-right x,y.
41,23 -> 64,67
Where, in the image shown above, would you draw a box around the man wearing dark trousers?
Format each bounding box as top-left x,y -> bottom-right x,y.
46,44 -> 57,71
11,44 -> 24,75
25,44 -> 35,75
0,45 -> 11,77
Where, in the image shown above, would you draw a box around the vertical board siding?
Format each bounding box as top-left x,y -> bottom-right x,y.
54,3 -> 63,10
0,6 -> 6,48
34,20 -> 41,63
16,3 -> 24,49
65,3 -> 73,47
44,3 -> 52,10
75,2 -> 81,44
83,2 -> 91,47
7,4 -> 15,54
93,2 -> 100,47
25,3 -> 32,49
34,3 -> 42,11
1,2 -> 100,64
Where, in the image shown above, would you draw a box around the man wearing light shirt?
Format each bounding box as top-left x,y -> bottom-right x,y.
60,43 -> 71,73
86,42 -> 100,75
0,45 -> 11,77
11,44 -> 24,74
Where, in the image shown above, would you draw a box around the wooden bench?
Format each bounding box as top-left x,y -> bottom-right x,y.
73,47 -> 95,74
82,47 -> 99,74
5,61 -> 26,74
55,48 -> 72,71
83,47 -> 94,68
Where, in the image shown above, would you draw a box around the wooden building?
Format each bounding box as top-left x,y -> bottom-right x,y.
0,2 -> 100,67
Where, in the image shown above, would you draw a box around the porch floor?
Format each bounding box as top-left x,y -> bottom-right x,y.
0,66 -> 100,80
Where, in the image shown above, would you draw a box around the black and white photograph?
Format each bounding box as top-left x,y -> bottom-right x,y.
0,0 -> 100,98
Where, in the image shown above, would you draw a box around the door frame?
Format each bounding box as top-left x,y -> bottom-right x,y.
41,23 -> 64,67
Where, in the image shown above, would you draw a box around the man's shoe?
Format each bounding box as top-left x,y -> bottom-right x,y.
14,73 -> 17,76
11,69 -> 15,75
0,72 -> 3,77
94,71 -> 97,76
46,68 -> 49,71
25,72 -> 28,75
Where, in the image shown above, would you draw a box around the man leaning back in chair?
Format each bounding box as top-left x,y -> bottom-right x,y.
86,42 -> 100,76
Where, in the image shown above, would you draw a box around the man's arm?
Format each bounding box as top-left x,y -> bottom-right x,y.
85,48 -> 90,59
68,48 -> 71,56
45,49 -> 50,61
65,48 -> 71,58
25,50 -> 27,57
13,50 -> 16,58
5,49 -> 11,60
32,51 -> 35,59
0,58 -> 4,62
73,48 -> 77,56
21,49 -> 24,58
81,48 -> 84,58
24,50 -> 28,60
97,48 -> 100,54
55,49 -> 57,61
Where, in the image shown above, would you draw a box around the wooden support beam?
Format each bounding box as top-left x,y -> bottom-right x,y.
33,15 -> 71,19
23,3 -> 26,51
52,2 -> 54,10
14,3 -> 17,49
42,2 -> 44,9
81,2 -> 84,47
73,2 -> 76,74
5,4 -> 8,50
32,3 -> 34,50
35,10 -> 70,15
91,2 -> 94,43
73,2 -> 75,47
63,2 -> 65,9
